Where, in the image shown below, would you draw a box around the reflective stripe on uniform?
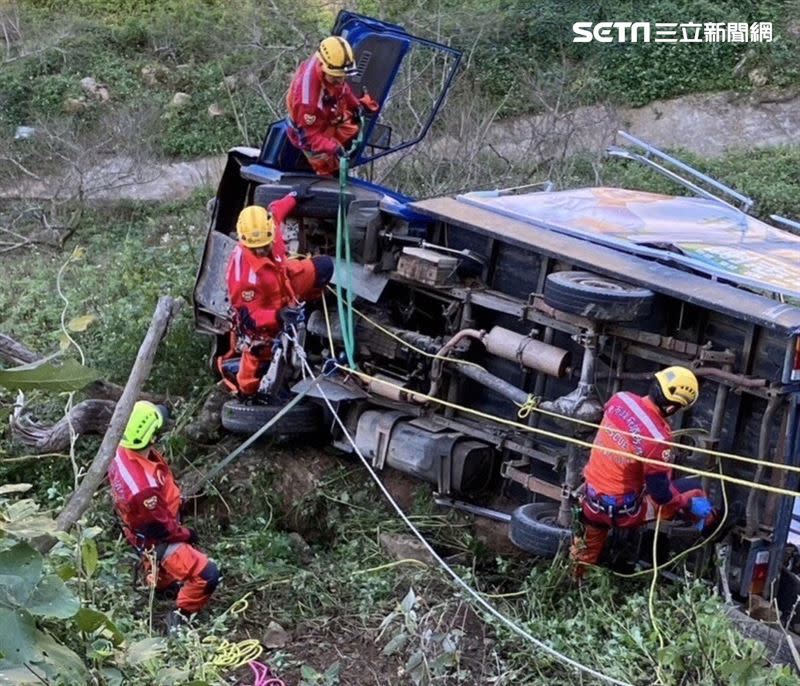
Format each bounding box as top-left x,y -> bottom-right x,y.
301,57 -> 315,105
112,453 -> 142,495
617,391 -> 666,442
233,246 -> 242,281
161,542 -> 181,562
113,450 -> 158,495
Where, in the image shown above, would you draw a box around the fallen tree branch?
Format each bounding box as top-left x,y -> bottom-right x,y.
37,296 -> 183,551
0,332 -> 37,364
11,398 -> 115,453
0,332 -> 167,403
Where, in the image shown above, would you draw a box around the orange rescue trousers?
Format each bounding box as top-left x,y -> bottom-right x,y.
145,543 -> 219,614
303,121 -> 359,176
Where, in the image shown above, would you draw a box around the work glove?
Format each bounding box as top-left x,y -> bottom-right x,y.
689,497 -> 713,530
279,305 -> 305,327
292,182 -> 315,204
358,89 -> 380,114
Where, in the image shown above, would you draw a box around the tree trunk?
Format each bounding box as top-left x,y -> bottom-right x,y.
11,399 -> 115,453
40,296 -> 183,550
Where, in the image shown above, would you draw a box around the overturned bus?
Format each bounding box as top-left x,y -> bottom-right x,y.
194,11 -> 800,620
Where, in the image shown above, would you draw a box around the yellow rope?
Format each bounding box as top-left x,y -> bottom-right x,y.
206,637 -> 263,669
327,288 -> 795,476
608,456 -> 729,579
226,596 -> 250,616
324,285 -> 485,371
336,364 -> 799,498
321,291 -> 336,354
481,589 -> 528,599
649,510 -> 667,684
517,394 -> 541,419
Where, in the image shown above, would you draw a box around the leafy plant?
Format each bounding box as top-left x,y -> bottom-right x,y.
377,588 -> 466,685
299,661 -> 342,686
0,488 -> 86,684
0,357 -> 100,393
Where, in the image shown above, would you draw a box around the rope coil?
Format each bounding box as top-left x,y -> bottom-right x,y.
207,638 -> 263,669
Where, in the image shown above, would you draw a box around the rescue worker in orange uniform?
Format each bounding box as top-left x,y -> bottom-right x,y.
108,401 -> 219,627
286,36 -> 379,176
226,189 -> 334,397
570,367 -> 716,577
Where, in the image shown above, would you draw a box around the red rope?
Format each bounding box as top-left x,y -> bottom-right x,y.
249,661 -> 285,686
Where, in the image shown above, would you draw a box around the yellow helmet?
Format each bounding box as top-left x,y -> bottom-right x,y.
236,206 -> 274,249
654,366 -> 699,409
120,401 -> 167,450
317,36 -> 357,77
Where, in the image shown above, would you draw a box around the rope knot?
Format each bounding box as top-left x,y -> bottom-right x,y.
517,394 -> 541,419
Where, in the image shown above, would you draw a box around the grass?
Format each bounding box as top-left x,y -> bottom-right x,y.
0,197 -> 209,393
0,1 -> 799,676
0,195 -> 211,506
59,446 -> 800,685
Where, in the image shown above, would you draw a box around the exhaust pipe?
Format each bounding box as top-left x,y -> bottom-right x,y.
483,326 -> 569,378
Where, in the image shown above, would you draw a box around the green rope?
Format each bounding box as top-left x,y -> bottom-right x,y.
336,155 -> 357,368
334,115 -> 365,369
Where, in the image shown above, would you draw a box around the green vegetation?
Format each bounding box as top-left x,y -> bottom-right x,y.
2,0 -> 798,156
0,0 -> 310,156
0,186 -> 796,681
1,1 -> 800,684
0,199 -> 209,393
1,442 -> 797,684
556,145 -> 800,221
463,0 -> 798,112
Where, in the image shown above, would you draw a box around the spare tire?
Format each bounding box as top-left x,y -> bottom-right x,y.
543,271 -> 654,321
221,399 -> 322,436
508,503 -> 573,558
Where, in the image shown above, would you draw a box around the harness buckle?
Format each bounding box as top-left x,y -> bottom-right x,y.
585,487 -> 642,519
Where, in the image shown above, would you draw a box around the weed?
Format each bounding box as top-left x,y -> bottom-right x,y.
4,0 -> 798,157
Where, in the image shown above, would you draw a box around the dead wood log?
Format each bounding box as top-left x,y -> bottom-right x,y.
0,333 -> 37,364
0,332 -> 167,403
11,399 -> 115,453
36,296 -> 183,550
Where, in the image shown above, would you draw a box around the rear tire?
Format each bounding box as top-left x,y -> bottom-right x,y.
543,270 -> 654,321
508,503 -> 573,558
221,399 -> 322,436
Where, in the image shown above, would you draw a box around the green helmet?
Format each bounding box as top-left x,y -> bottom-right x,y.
120,401 -> 167,450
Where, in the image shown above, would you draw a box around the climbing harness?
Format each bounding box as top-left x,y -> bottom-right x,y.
583,486 -> 643,519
